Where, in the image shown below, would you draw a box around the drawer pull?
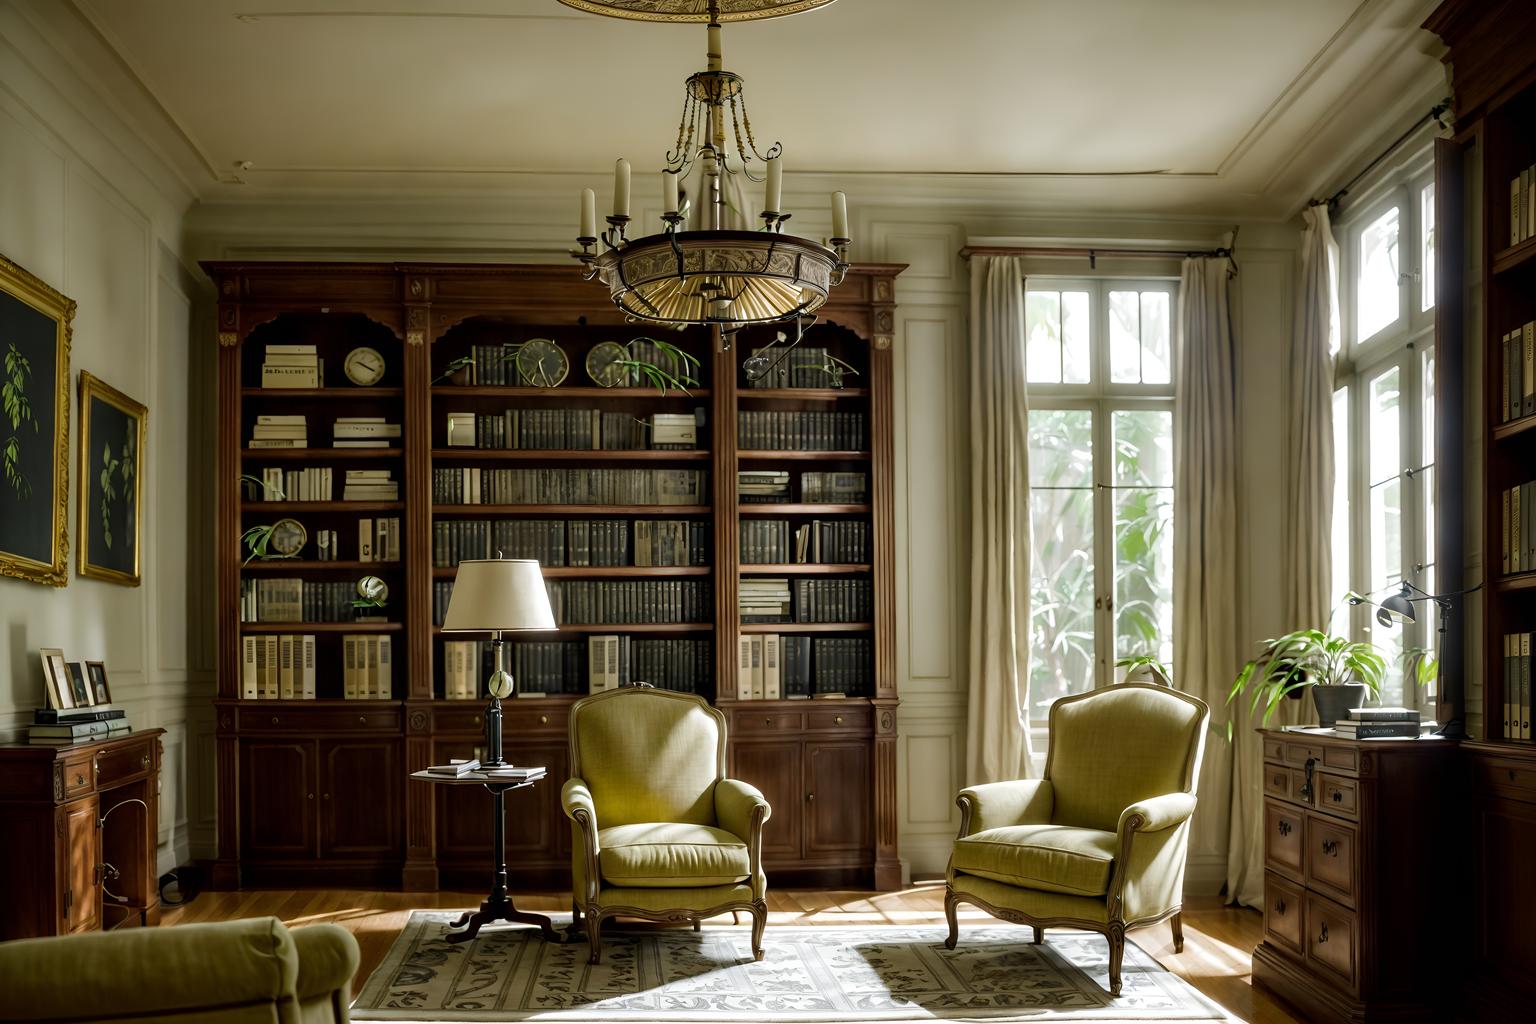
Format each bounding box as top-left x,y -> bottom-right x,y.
474,716 -> 481,725
271,716 -> 280,726
835,715 -> 844,725
1330,789 -> 1343,803
540,715 -> 549,725
806,792 -> 815,802
1317,922 -> 1329,944
1274,898 -> 1287,915
1273,773 -> 1284,787
358,716 -> 367,725
1277,820 -> 1292,837
74,774 -> 86,788
765,718 -> 774,726
1300,757 -> 1317,802
307,793 -> 315,800
323,793 -> 331,801
139,755 -> 150,770
1322,839 -> 1339,856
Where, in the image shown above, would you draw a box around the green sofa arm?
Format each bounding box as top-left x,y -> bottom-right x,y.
714,778 -> 771,844
1117,791 -> 1198,836
293,921 -> 360,1008
956,779 -> 1054,836
0,916 -> 335,1023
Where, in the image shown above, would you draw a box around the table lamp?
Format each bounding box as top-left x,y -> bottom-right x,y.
440,557 -> 556,768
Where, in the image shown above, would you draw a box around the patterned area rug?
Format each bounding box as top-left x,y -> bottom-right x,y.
350,913 -> 1233,1022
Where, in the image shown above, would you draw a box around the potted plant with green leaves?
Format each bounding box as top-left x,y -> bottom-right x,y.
1230,620 -> 1387,727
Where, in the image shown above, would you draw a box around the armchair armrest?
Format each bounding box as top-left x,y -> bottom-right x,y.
1117,791 -> 1198,837
956,779 -> 1053,837
562,777 -> 598,835
715,778 -> 771,843
291,923 -> 360,1002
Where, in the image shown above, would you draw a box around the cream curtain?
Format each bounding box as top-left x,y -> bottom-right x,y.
965,255 -> 1036,784
1227,207 -> 1339,908
1172,256 -> 1240,892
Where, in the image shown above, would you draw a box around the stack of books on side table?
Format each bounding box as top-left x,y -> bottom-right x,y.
31,705 -> 130,745
1333,707 -> 1428,740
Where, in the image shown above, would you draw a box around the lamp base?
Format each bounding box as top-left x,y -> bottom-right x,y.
482,696 -> 506,769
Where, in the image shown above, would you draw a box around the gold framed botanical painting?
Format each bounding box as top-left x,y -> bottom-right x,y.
78,371 -> 146,585
0,253 -> 73,587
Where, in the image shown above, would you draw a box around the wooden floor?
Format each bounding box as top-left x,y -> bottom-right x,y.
164,886 -> 1302,1023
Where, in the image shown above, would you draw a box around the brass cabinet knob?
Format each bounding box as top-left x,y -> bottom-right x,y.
307,793 -> 315,800
834,715 -> 844,725
271,716 -> 279,725
765,717 -> 774,726
139,755 -> 150,770
473,715 -> 481,725
323,793 -> 331,800
358,716 -> 367,725
540,715 -> 549,725
806,792 -> 815,802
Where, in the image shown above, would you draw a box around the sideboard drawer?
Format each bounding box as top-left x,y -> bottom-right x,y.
1473,755 -> 1536,803
1282,742 -> 1326,767
1322,744 -> 1358,773
1304,891 -> 1359,991
1263,871 -> 1305,955
734,711 -> 804,734
60,758 -> 94,799
1314,772 -> 1358,820
1264,801 -> 1304,877
94,740 -> 155,788
1263,765 -> 1293,801
1305,812 -> 1358,907
238,707 -> 401,733
806,706 -> 869,731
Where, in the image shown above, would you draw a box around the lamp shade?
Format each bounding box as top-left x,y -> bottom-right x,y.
1376,586 -> 1417,627
441,559 -> 556,633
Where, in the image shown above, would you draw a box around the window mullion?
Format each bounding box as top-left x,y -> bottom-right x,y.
1093,396 -> 1114,689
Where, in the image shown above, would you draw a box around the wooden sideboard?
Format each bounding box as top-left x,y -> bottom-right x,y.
0,729 -> 164,939
1252,729 -> 1461,1023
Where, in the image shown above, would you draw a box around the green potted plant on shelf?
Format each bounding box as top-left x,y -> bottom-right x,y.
1230,617 -> 1387,727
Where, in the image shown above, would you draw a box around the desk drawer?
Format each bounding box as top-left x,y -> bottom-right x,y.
806,706 -> 869,732
1263,871 -> 1304,955
1262,765 -> 1293,801
734,711 -> 804,734
1305,812 -> 1358,907
1304,891 -> 1359,991
1473,754 -> 1536,803
1314,772 -> 1358,820
59,758 -> 94,799
94,740 -> 155,788
1282,742 -> 1325,767
1264,801 -> 1304,876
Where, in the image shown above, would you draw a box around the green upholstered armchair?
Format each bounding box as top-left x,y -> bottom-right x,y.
561,686 -> 771,964
0,916 -> 359,1023
945,683 -> 1209,996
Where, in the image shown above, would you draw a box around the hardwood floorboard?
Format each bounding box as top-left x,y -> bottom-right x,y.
163,886 -> 1300,1023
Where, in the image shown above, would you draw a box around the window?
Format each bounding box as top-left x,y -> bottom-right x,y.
1026,279 -> 1176,729
1333,163 -> 1437,711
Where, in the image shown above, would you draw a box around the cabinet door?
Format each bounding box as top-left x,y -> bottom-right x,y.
804,741 -> 870,855
240,741 -> 317,859
320,740 -> 401,857
59,796 -> 100,933
729,740 -> 802,859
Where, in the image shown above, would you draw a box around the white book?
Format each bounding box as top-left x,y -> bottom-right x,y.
300,635 -> 316,700
359,519 -> 374,562
278,634 -> 295,700
737,636 -> 754,700
343,636 -> 359,700
264,636 -> 280,700
242,636 -> 259,700
750,636 -> 765,700
265,344 -> 317,354
255,414 -> 307,425
764,634 -> 782,700
377,636 -> 393,700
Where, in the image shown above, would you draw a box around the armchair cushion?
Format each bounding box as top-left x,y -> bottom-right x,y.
598,822 -> 751,888
952,824 -> 1118,897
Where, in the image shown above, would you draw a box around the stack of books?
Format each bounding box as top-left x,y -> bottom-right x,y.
738,471 -> 790,503
801,471 -> 868,503
343,469 -> 399,501
740,578 -> 791,622
30,705 -> 130,745
258,466 -> 331,501
333,417 -> 400,448
1333,707 -> 1424,739
426,758 -> 480,776
482,765 -> 547,782
342,635 -> 393,699
240,634 -> 317,699
261,344 -> 320,389
249,414 -> 307,449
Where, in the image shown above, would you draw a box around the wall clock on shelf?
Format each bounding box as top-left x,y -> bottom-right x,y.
586,340 -> 630,387
344,347 -> 386,386
515,338 -> 569,388
269,518 -> 307,559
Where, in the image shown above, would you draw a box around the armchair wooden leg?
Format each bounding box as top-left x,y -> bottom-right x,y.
1032,925 -> 1043,944
586,909 -> 604,966
693,918 -> 701,932
750,900 -> 767,961
567,900 -> 585,938
1106,922 -> 1126,998
732,910 -> 740,925
943,888 -> 960,950
1170,911 -> 1184,954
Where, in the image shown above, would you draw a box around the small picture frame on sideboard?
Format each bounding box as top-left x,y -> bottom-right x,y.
39,647 -> 71,709
66,661 -> 93,707
85,660 -> 111,705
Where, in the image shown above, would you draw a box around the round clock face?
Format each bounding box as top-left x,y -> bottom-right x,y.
357,575 -> 389,603
516,338 -> 569,388
269,518 -> 307,558
586,340 -> 629,387
344,347 -> 386,386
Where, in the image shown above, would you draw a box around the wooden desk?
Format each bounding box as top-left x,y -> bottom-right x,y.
0,729 -> 164,939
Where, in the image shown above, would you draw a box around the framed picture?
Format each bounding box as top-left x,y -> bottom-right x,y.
0,254 -> 74,587
39,647 -> 71,709
85,660 -> 111,705
66,661 -> 93,707
77,371 -> 146,585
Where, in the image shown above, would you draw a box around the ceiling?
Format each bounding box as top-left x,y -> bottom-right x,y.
65,0 -> 1447,217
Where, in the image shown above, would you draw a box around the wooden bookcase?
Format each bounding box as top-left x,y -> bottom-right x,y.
1424,2 -> 1536,1018
203,260 -> 904,892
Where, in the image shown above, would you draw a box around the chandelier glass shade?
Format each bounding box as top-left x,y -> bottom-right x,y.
569,0 -> 849,341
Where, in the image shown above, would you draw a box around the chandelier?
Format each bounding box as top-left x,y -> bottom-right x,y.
566,0 -> 850,347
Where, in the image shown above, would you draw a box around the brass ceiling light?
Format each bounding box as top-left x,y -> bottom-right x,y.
566,0 -> 849,349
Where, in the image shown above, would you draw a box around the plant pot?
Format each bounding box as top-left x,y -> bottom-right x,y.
1312,683 -> 1368,727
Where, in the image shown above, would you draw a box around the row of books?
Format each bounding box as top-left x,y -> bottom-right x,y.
342,469 -> 399,501
736,635 -> 873,698
1499,321 -> 1535,424
586,636 -> 712,694
738,471 -> 867,504
29,706 -> 130,745
343,635 -> 394,699
739,578 -> 872,623
1500,479 -> 1536,575
432,468 -> 706,506
1510,162 -> 1536,247
239,634 -> 317,699
441,637 -> 715,697
241,579 -> 389,623
260,344 -> 321,389
445,409 -> 703,451
1331,706 -> 1425,740
1504,632 -> 1532,740
740,519 -> 869,564
250,414 -> 402,450
432,518 -> 707,569
736,411 -> 867,451
433,578 -> 710,626
744,346 -> 847,389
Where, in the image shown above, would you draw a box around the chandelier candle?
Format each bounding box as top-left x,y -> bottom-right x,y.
663,169 -> 680,217
580,188 -> 597,242
613,159 -> 631,218
765,156 -> 783,216
832,190 -> 849,241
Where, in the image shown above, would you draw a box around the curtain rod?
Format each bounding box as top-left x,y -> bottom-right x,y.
1310,98 -> 1452,212
960,228 -> 1238,273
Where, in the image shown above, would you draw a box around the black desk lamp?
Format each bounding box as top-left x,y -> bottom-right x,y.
1373,579 -> 1480,739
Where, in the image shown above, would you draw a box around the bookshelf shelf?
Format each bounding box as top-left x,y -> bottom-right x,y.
432,565 -> 710,579
431,622 -> 714,635
739,563 -> 872,575
431,448 -> 710,461
738,503 -> 871,514
240,622 -> 403,633
1491,415 -> 1536,442
241,387 -> 403,399
242,501 -> 404,513
242,448 -> 401,460
737,450 -> 870,461
432,504 -> 712,516
738,388 -> 869,400
1491,235 -> 1536,276
243,560 -> 403,572
738,622 -> 873,633
1494,573 -> 1536,593
431,386 -> 711,399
